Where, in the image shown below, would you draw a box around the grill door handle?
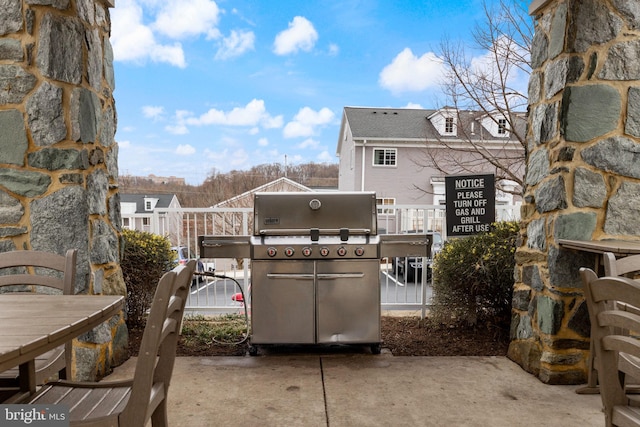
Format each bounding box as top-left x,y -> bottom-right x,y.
266,273 -> 314,280
265,273 -> 365,280
317,273 -> 365,280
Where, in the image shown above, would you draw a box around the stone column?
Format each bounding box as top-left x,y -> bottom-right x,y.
0,0 -> 126,381
510,0 -> 640,383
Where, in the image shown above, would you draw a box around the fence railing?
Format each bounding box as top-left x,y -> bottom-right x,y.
153,203 -> 521,316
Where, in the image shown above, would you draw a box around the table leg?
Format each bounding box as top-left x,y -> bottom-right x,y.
18,360 -> 36,394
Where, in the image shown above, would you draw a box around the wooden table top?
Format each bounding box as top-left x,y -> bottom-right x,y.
0,294 -> 124,373
558,239 -> 640,256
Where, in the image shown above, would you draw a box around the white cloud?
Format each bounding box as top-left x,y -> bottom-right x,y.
118,140 -> 131,149
111,0 -> 186,67
185,99 -> 283,129
297,138 -> 320,149
379,48 -> 446,94
152,0 -> 221,39
328,43 -> 340,56
142,105 -> 165,120
165,110 -> 192,135
273,16 -> 318,55
205,148 -> 249,168
287,154 -> 304,164
258,137 -> 269,146
215,30 -> 255,60
317,150 -> 334,162
176,144 -> 196,155
283,107 -> 335,138
404,102 -> 424,109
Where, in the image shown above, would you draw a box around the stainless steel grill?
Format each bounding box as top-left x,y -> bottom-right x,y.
199,191 -> 430,354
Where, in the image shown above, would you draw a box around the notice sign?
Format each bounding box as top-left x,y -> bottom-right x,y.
445,174 -> 495,237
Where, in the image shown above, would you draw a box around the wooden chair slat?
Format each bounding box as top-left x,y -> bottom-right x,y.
599,311 -> 640,333
613,406 -> 640,427
582,266 -> 640,426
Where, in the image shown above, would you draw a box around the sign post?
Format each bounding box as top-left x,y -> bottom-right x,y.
445,174 -> 496,237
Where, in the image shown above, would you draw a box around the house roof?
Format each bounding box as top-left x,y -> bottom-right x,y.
120,193 -> 178,213
213,177 -> 312,208
342,107 -> 436,140
337,106 -> 526,154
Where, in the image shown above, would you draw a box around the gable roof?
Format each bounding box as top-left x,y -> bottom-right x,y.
337,106 -> 526,154
213,177 -> 312,208
342,107 -> 435,141
120,193 -> 178,213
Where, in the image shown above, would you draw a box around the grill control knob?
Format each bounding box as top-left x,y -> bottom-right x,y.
267,247 -> 277,257
285,247 -> 295,257
355,247 -> 365,257
302,247 -> 312,257
337,246 -> 347,257
320,247 -> 330,257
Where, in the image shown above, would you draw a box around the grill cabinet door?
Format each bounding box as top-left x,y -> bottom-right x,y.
250,260 -> 315,344
316,260 -> 381,344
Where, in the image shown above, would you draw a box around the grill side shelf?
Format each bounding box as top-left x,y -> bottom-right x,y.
379,234 -> 431,258
199,235 -> 251,259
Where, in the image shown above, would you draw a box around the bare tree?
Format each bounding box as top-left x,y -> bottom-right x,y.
420,0 -> 532,195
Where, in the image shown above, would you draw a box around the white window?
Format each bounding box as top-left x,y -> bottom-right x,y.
145,200 -> 152,211
445,117 -> 455,133
122,218 -> 130,229
373,148 -> 396,166
498,118 -> 507,134
376,198 -> 395,215
142,217 -> 150,226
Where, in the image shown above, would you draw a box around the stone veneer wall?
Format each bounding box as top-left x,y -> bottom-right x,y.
0,0 -> 126,381
510,0 -> 640,384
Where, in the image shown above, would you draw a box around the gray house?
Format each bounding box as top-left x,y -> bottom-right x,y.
120,193 -> 182,243
336,106 -> 524,232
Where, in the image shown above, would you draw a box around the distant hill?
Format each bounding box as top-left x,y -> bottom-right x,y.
119,162 -> 338,207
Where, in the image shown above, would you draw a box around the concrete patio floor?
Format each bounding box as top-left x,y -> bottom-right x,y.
108,352 -> 603,426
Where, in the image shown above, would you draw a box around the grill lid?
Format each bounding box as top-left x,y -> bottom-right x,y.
253,191 -> 377,236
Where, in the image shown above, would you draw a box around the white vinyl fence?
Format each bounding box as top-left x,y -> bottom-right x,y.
152,204 -> 520,317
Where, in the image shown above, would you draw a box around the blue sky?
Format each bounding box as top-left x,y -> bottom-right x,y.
111,0 -> 530,185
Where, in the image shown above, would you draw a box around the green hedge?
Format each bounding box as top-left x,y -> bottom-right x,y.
120,229 -> 175,328
431,221 -> 519,331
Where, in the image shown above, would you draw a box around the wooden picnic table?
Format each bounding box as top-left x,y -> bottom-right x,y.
0,294 -> 124,397
558,239 -> 640,258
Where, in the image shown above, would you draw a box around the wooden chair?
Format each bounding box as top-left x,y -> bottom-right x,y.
581,267 -> 640,426
0,249 -> 77,390
22,260 -> 196,426
604,252 -> 640,278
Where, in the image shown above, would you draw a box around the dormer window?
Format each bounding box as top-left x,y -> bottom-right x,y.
445,117 -> 455,133
498,118 -> 507,134
428,108 -> 458,136
143,197 -> 159,212
479,112 -> 510,137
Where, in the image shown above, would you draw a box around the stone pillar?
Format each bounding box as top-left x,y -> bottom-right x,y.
0,0 -> 126,381
510,0 -> 640,384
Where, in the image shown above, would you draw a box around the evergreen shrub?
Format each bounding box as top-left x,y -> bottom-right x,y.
431,221 -> 519,332
120,229 -> 175,328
